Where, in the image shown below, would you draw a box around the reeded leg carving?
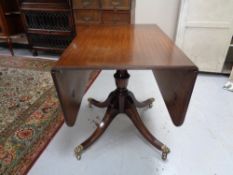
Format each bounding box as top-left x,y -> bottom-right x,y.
128,91 -> 155,108
74,106 -> 118,160
88,91 -> 115,108
125,102 -> 170,160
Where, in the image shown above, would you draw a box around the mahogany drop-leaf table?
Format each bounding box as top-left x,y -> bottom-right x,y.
51,25 -> 198,161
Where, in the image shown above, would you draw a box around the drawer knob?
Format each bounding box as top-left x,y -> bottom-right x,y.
83,16 -> 92,22
82,0 -> 92,7
112,0 -> 120,6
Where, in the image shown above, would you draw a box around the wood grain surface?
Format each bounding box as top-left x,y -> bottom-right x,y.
56,25 -> 196,69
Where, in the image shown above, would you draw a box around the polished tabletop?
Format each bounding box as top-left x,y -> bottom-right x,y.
55,25 -> 196,69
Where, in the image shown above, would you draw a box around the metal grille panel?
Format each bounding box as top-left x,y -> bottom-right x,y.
29,34 -> 72,49
25,11 -> 71,31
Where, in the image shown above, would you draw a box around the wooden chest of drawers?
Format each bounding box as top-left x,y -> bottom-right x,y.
72,0 -> 135,25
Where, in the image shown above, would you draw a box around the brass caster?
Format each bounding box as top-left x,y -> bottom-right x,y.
149,103 -> 153,108
149,98 -> 155,108
74,145 -> 83,160
161,145 -> 170,161
88,98 -> 93,108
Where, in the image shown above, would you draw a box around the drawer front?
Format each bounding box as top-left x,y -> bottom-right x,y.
72,0 -> 100,9
23,11 -> 72,31
74,10 -> 101,24
28,34 -> 73,49
101,0 -> 130,10
102,11 -> 130,24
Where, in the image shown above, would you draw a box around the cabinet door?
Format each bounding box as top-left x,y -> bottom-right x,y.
176,0 -> 233,73
23,11 -> 72,31
28,33 -> 73,49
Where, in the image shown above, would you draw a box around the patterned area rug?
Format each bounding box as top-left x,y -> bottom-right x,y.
0,56 -> 99,175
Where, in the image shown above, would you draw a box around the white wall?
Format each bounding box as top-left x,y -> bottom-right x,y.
175,0 -> 233,72
135,0 -> 180,40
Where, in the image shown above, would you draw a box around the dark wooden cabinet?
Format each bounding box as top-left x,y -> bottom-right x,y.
1,0 -> 135,56
72,0 -> 135,25
0,0 -> 24,56
19,0 -> 76,55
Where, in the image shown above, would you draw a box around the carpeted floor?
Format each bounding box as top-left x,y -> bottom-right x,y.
0,56 -> 99,175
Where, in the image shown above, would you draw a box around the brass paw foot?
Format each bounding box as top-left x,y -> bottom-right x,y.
74,145 -> 83,160
161,145 -> 170,160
